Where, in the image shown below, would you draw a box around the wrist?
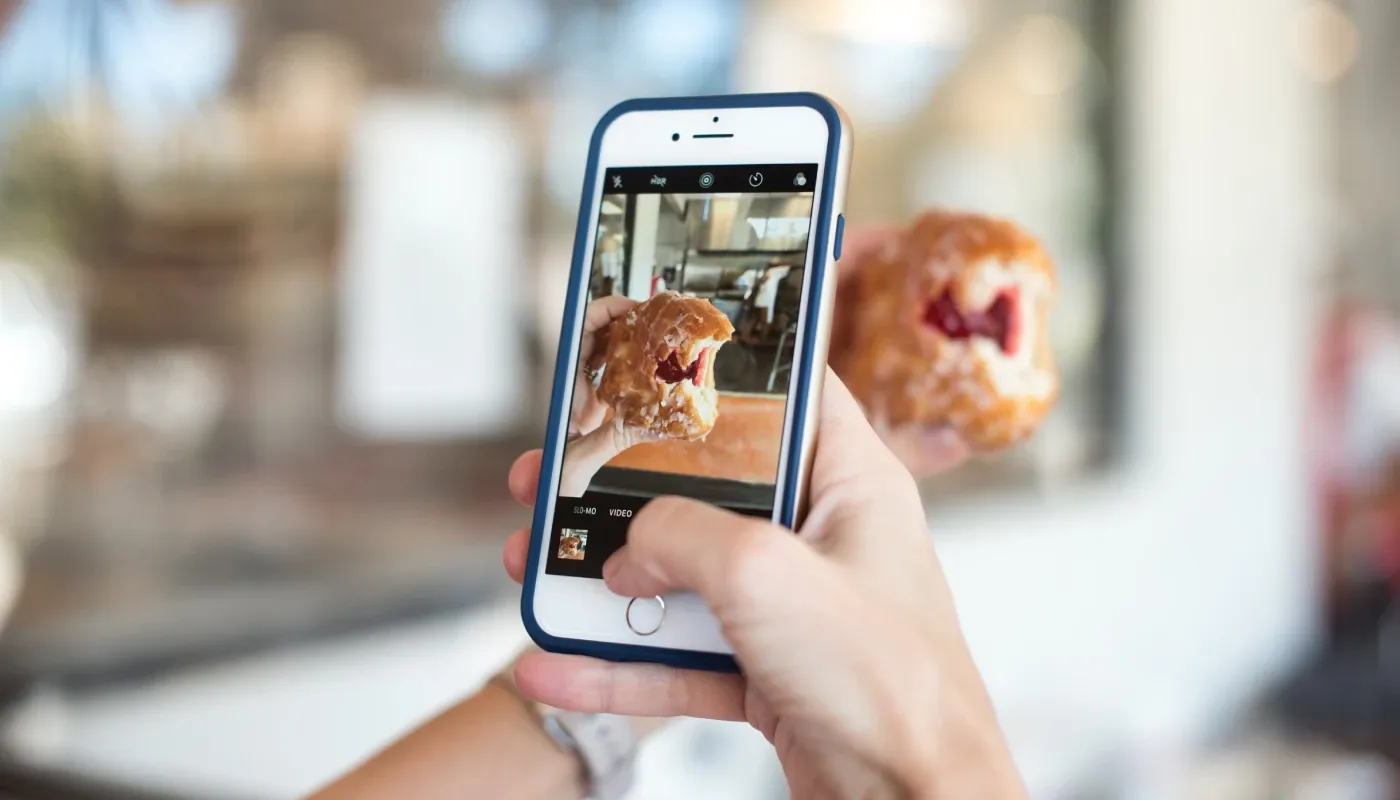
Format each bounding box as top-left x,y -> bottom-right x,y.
479,679 -> 588,800
309,679 -> 589,800
495,663 -> 665,800
577,425 -> 628,466
560,427 -> 625,496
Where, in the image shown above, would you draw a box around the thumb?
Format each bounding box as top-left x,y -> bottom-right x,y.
602,497 -> 825,621
603,498 -> 902,732
835,224 -> 901,286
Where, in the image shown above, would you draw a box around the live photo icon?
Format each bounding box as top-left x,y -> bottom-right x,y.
794,172 -> 807,187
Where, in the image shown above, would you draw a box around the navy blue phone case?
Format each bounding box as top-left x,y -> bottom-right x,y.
521,92 -> 845,674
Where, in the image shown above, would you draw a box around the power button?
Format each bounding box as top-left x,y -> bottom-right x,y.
833,214 -> 845,261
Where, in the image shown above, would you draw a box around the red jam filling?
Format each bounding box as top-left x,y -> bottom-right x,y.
922,287 -> 1022,354
655,348 -> 709,386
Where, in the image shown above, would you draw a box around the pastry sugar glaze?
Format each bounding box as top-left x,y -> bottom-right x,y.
598,291 -> 735,441
836,211 -> 1058,452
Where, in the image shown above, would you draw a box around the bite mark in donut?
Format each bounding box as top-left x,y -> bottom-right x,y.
922,287 -> 1023,355
654,347 -> 714,386
598,292 -> 734,440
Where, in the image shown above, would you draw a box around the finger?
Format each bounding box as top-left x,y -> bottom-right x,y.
601,497 -> 814,612
883,426 -> 971,479
799,372 -> 932,561
502,529 -> 529,584
582,296 -> 636,370
835,224 -> 901,285
579,296 -> 638,371
830,225 -> 900,373
583,295 -> 638,334
509,450 -> 544,506
808,371 -> 911,500
584,327 -> 611,373
514,651 -> 746,720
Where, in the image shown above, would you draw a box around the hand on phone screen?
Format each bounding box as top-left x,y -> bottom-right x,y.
569,295 -> 639,437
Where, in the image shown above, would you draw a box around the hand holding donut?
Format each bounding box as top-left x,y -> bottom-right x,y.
559,292 -> 734,497
832,214 -> 1059,473
568,295 -> 639,437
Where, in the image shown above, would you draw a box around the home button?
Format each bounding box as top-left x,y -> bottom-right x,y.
625,596 -> 666,636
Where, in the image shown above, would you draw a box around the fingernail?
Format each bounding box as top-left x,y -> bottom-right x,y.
602,555 -> 621,583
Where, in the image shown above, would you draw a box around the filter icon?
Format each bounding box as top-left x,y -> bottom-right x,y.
794,172 -> 808,187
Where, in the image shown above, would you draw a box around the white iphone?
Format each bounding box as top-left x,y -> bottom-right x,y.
523,93 -> 853,671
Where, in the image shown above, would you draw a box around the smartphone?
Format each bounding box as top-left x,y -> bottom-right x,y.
522,93 -> 852,671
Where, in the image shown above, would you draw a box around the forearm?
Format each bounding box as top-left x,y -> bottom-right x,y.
915,703 -> 1025,799
892,651 -> 1026,799
307,680 -> 584,800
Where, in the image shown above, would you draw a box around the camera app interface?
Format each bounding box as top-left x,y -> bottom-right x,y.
547,163 -> 819,578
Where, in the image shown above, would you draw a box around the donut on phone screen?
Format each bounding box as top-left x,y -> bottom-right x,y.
838,211 -> 1058,452
597,291 -> 735,440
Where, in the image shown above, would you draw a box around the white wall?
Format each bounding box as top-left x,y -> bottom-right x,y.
932,0 -> 1329,788
627,195 -> 663,299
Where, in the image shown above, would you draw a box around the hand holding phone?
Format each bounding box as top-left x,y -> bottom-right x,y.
505,374 -> 1025,799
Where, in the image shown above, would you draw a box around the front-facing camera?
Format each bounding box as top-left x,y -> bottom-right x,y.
671,133 -> 679,141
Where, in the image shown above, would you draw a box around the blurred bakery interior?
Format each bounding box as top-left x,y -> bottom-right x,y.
0,0 -> 1398,798
596,191 -> 814,394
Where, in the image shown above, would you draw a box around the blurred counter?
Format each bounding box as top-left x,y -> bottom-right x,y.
0,491 -> 528,695
0,434 -> 537,799
0,524 -> 518,694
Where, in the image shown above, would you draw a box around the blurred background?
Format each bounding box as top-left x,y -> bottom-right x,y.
0,0 -> 1396,797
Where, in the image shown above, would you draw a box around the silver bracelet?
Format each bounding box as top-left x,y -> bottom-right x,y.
541,710 -> 637,800
491,674 -> 637,800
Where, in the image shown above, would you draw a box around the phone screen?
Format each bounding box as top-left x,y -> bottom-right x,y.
547,163 -> 820,578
